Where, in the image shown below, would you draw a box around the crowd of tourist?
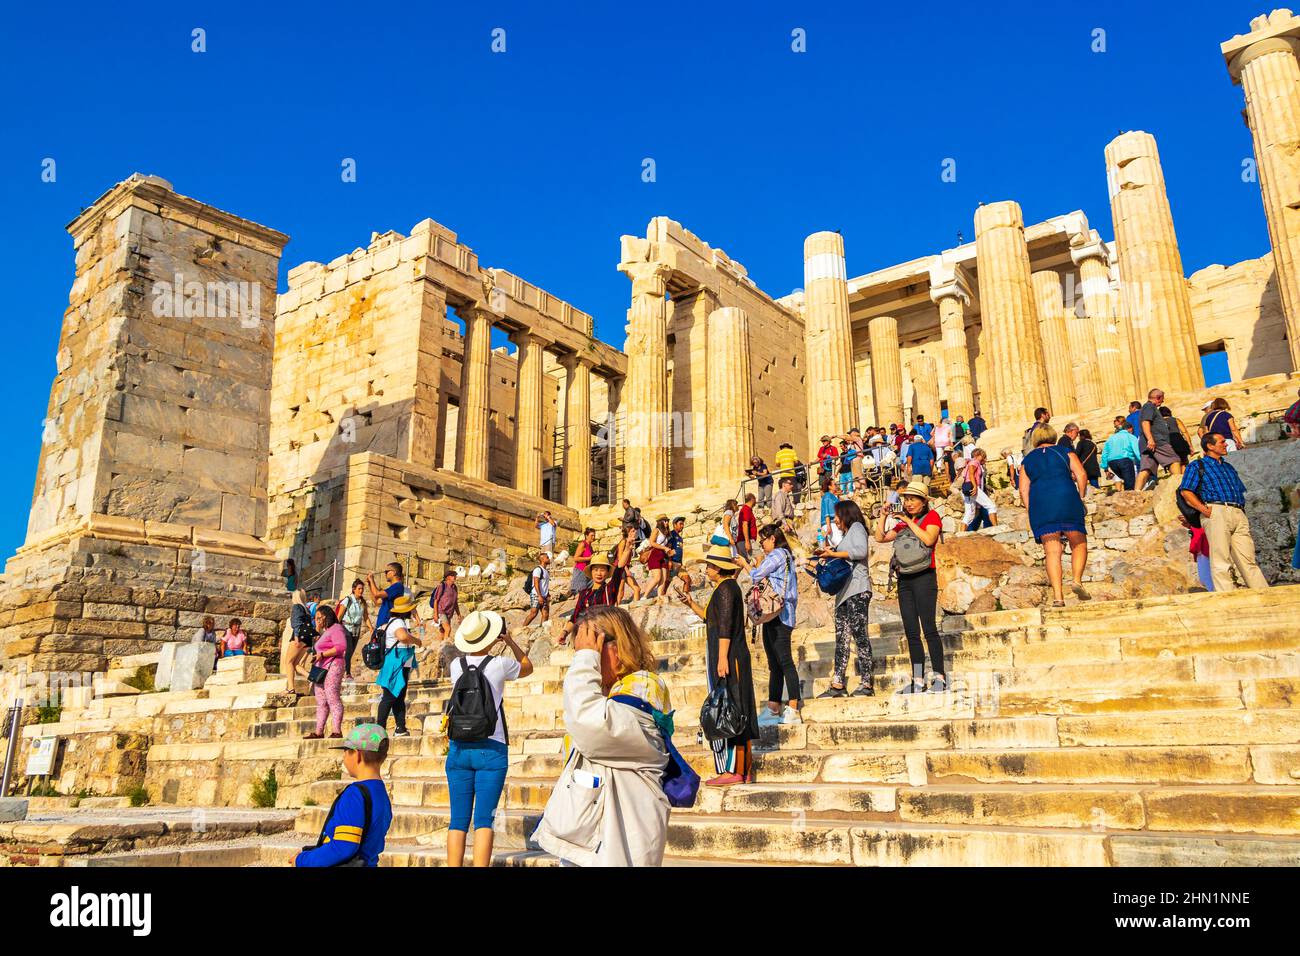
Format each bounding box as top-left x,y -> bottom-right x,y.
290,383 -> 1300,868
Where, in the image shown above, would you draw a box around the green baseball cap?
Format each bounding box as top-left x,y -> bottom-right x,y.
330,722 -> 388,752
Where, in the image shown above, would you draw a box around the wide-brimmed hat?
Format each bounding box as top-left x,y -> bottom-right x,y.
391,593 -> 419,616
454,609 -> 505,654
868,435 -> 884,445
1201,400 -> 1213,410
703,544 -> 739,571
900,480 -> 931,500
585,552 -> 612,569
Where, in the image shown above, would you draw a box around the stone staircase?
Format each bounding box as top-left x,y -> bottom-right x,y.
89,583 -> 1300,866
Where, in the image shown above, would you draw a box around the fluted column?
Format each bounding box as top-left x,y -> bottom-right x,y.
705,307 -> 754,487
1224,12 -> 1300,372
619,262 -> 672,501
510,330 -> 546,498
1031,270 -> 1078,413
803,232 -> 860,445
928,257 -> 975,420
908,355 -> 941,425
1071,231 -> 1135,407
1105,131 -> 1204,392
455,304 -> 494,480
558,353 -> 592,508
974,201 -> 1049,424
867,314 -> 905,426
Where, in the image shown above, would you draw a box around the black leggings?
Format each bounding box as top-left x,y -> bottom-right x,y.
897,568 -> 944,677
762,619 -> 801,704
344,627 -> 359,677
377,680 -> 409,732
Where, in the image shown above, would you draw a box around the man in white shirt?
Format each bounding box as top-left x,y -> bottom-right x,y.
521,551 -> 552,630
537,511 -> 557,551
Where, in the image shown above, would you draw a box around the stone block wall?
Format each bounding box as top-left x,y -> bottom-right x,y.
269,451 -> 582,601
1189,255 -> 1291,381
30,174 -> 287,543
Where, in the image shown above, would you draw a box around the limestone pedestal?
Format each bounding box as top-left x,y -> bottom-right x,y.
156,641 -> 217,692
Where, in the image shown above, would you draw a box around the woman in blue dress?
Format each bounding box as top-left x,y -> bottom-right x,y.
1020,423 -> 1090,606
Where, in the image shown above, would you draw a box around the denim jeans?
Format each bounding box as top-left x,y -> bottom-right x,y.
1110,458 -> 1136,490
446,739 -> 509,831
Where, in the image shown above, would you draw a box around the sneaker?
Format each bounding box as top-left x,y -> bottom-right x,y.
851,683 -> 875,697
817,684 -> 847,699
780,706 -> 803,725
394,729 -> 411,737
1142,479 -> 1157,491
928,675 -> 949,694
757,708 -> 783,727
895,679 -> 926,696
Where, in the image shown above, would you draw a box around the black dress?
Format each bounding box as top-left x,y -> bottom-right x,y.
704,577 -> 759,745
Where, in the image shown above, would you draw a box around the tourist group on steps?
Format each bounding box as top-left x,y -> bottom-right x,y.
286,384 -> 1300,867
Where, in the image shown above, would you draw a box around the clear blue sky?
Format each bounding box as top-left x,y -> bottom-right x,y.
0,1 -> 1270,559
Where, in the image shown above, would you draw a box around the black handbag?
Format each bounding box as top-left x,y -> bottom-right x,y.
307,660 -> 330,685
699,682 -> 747,741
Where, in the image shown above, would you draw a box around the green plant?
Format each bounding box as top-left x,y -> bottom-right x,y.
124,784 -> 150,807
123,666 -> 155,693
28,781 -> 60,797
303,797 -> 318,807
250,768 -> 279,808
36,705 -> 62,724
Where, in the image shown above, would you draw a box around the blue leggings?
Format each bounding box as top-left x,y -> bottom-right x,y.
446,740 -> 509,831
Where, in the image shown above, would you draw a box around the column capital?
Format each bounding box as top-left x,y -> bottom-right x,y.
1069,227 -> 1111,267
555,350 -> 595,371
619,260 -> 674,295
974,200 -> 1024,235
508,328 -> 547,351
927,256 -> 973,305
1223,10 -> 1300,83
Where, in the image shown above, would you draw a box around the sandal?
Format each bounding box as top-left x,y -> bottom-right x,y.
303,732 -> 324,739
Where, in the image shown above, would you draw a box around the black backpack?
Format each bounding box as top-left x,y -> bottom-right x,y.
522,569 -> 537,595
361,621 -> 390,670
1176,458 -> 1205,528
446,658 -> 507,743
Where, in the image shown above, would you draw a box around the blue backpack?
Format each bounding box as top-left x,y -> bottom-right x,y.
813,557 -> 853,595
611,695 -> 700,808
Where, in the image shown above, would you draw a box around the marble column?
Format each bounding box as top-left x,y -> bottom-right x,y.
908,355 -> 941,425
928,257 -> 975,420
558,353 -> 592,508
455,304 -> 493,480
510,330 -> 546,498
705,307 -> 754,487
803,232 -> 860,445
867,314 -> 905,426
1070,231 -> 1135,407
1104,131 -> 1204,392
1031,270 -> 1078,413
974,201 -> 1049,424
619,262 -> 672,501
1224,11 -> 1300,372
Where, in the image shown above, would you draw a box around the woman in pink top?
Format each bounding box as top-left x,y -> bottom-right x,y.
305,606 -> 348,739
220,619 -> 248,657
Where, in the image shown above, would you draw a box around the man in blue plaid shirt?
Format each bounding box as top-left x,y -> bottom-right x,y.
1179,433 -> 1269,592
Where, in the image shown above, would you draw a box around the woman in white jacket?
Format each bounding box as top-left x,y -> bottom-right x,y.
533,606 -> 670,866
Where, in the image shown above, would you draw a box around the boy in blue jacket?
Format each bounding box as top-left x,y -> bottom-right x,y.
295,723 -> 394,867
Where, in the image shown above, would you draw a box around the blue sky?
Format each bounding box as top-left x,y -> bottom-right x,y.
0,1 -> 1269,559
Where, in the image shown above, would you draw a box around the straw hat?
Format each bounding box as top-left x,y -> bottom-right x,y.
900,480 -> 931,501
391,593 -> 419,616
585,551 -> 612,569
454,609 -> 505,654
703,543 -> 740,571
